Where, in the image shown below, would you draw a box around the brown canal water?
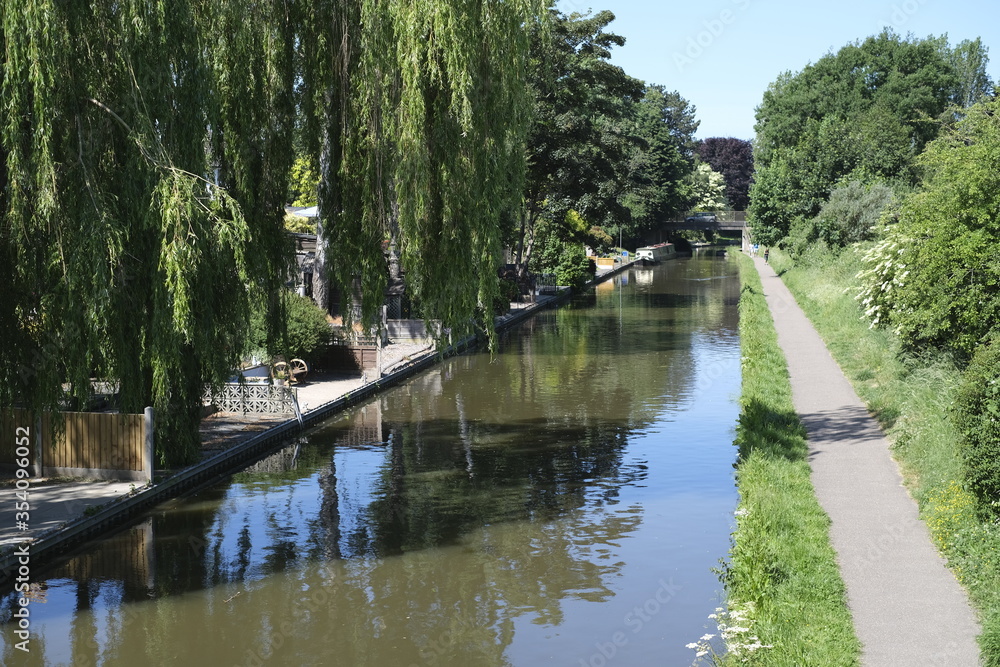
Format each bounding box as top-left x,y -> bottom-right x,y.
2,252 -> 741,667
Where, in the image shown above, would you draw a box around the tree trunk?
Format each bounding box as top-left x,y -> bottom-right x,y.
517,208 -> 538,282
312,216 -> 329,313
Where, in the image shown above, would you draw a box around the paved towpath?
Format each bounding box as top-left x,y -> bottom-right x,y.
754,255 -> 981,666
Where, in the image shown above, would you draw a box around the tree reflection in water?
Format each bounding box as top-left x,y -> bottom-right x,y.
0,256 -> 741,666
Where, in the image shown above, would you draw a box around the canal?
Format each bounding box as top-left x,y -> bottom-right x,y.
2,252 -> 741,667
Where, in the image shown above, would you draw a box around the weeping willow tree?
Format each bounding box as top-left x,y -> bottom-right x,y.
1,1 -> 295,466
300,0 -> 546,342
2,0 -> 542,467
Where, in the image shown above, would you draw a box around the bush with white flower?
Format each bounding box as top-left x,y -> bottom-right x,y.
686,602 -> 773,665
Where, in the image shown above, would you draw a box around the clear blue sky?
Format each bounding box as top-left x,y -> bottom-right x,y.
554,0 -> 1000,140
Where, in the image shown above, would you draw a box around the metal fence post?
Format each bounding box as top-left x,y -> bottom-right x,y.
143,407 -> 154,483
34,415 -> 43,478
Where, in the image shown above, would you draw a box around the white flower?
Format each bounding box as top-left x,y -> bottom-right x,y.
700,633 -> 715,641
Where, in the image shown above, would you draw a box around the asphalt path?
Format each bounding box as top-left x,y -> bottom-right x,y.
754,255 -> 981,666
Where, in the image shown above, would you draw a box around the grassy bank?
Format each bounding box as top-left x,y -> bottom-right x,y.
709,253 -> 859,665
770,246 -> 1000,665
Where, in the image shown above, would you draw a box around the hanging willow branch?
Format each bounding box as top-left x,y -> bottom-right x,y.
1,0 -> 294,466
304,0 -> 546,347
2,0 -> 543,466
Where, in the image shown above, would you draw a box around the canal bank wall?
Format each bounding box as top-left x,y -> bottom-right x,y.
0,261 -> 641,587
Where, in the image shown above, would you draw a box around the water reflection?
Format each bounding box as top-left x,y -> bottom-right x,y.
1,256 -> 741,666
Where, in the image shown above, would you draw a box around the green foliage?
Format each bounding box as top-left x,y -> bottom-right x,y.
947,37 -> 995,108
2,0 -> 541,465
565,208 -> 612,251
686,162 -> 727,211
624,85 -> 699,235
493,276 -> 520,314
515,11 -> 698,273
747,158 -> 804,246
804,180 -> 896,250
954,340 -> 1000,517
282,293 -> 332,361
856,99 -> 1000,360
554,243 -> 595,291
250,291 -> 331,362
751,30 -> 985,246
515,9 -> 646,271
588,226 -> 614,251
783,215 -> 831,260
1,0 -> 294,466
531,218 -> 595,291
287,157 -> 319,206
563,209 -> 589,237
284,213 -> 317,234
301,0 -> 546,347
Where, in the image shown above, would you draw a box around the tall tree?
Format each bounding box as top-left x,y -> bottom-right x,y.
625,86 -> 699,235
515,8 -> 644,278
1,1 -> 297,465
300,0 -> 544,340
1,0 -> 543,465
749,29 -> 980,245
697,137 -> 753,210
857,98 -> 1000,361
945,37 -> 994,108
686,163 -> 728,211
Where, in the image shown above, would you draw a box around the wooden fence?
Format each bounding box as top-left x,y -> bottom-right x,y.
1,407 -> 153,482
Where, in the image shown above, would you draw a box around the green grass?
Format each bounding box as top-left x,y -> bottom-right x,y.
771,245 -> 1000,666
712,253 -> 859,666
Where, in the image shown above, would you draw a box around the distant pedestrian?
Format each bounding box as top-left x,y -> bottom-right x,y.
764,248 -> 770,264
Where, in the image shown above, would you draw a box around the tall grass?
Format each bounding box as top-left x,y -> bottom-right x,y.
710,253 -> 859,665
772,246 -> 1000,665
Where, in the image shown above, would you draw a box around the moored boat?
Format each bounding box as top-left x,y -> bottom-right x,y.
636,242 -> 677,263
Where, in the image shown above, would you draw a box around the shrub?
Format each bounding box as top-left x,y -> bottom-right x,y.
531,217 -> 595,291
284,212 -> 316,234
553,243 -> 595,291
856,100 -> 1000,360
954,339 -> 1000,517
814,180 -> 895,246
493,277 -> 520,314
783,215 -> 825,259
283,292 -> 332,361
781,181 -> 895,259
